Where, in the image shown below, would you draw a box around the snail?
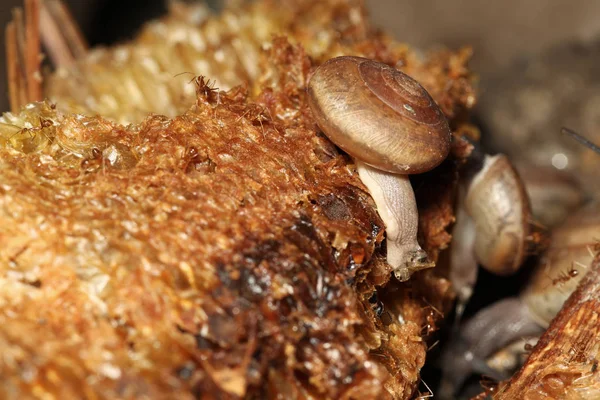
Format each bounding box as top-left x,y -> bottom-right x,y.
465,154 -> 532,275
441,201 -> 600,397
521,200 -> 600,327
307,56 -> 452,281
450,151 -> 532,313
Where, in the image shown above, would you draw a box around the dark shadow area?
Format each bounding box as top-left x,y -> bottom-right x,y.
86,0 -> 166,46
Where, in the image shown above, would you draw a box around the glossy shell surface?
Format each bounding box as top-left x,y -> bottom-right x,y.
465,154 -> 531,275
522,202 -> 600,327
307,56 -> 451,174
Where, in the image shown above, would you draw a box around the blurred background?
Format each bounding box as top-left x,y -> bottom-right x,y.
1,0 -> 600,112
369,0 -> 600,74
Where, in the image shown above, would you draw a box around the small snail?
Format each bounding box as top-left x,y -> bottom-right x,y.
442,201 -> 600,397
465,153 -> 532,275
450,152 -> 532,312
521,201 -> 600,327
307,56 -> 452,281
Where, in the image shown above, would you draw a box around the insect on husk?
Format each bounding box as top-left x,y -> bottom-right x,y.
550,264 -> 579,287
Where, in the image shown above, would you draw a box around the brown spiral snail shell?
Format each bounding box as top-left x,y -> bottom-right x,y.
307,56 -> 452,281
307,56 -> 451,174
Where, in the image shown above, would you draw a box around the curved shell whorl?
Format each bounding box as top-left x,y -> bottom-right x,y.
307,56 -> 451,174
358,59 -> 443,127
521,201 -> 600,327
465,154 -> 531,275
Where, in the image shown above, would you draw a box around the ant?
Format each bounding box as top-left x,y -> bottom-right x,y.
551,264 -> 579,287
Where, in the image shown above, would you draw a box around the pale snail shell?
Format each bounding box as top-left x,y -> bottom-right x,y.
464,154 -> 532,275
306,56 -> 451,174
521,201 -> 600,327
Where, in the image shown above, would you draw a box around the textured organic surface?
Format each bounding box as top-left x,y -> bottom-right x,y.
2,76 -> 394,399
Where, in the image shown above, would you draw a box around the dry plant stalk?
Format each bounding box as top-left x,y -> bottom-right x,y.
40,0 -> 476,125
38,0 -> 87,68
5,0 -> 42,112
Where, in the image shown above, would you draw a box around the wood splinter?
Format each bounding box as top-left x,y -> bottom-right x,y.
6,0 -> 42,112
38,0 -> 87,68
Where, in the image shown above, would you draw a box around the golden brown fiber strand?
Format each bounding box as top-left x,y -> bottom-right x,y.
24,0 -> 42,102
39,0 -> 75,67
12,8 -> 25,69
5,0 -> 42,111
485,253 -> 600,399
39,0 -> 88,67
5,22 -> 22,113
9,8 -> 29,109
46,0 -> 87,58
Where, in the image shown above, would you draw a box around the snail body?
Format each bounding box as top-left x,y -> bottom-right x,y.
521,201 -> 600,327
356,162 -> 430,281
307,56 -> 451,280
449,197 -> 478,313
440,297 -> 544,398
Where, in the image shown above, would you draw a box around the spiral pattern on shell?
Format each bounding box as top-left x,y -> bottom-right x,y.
307,56 -> 451,174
